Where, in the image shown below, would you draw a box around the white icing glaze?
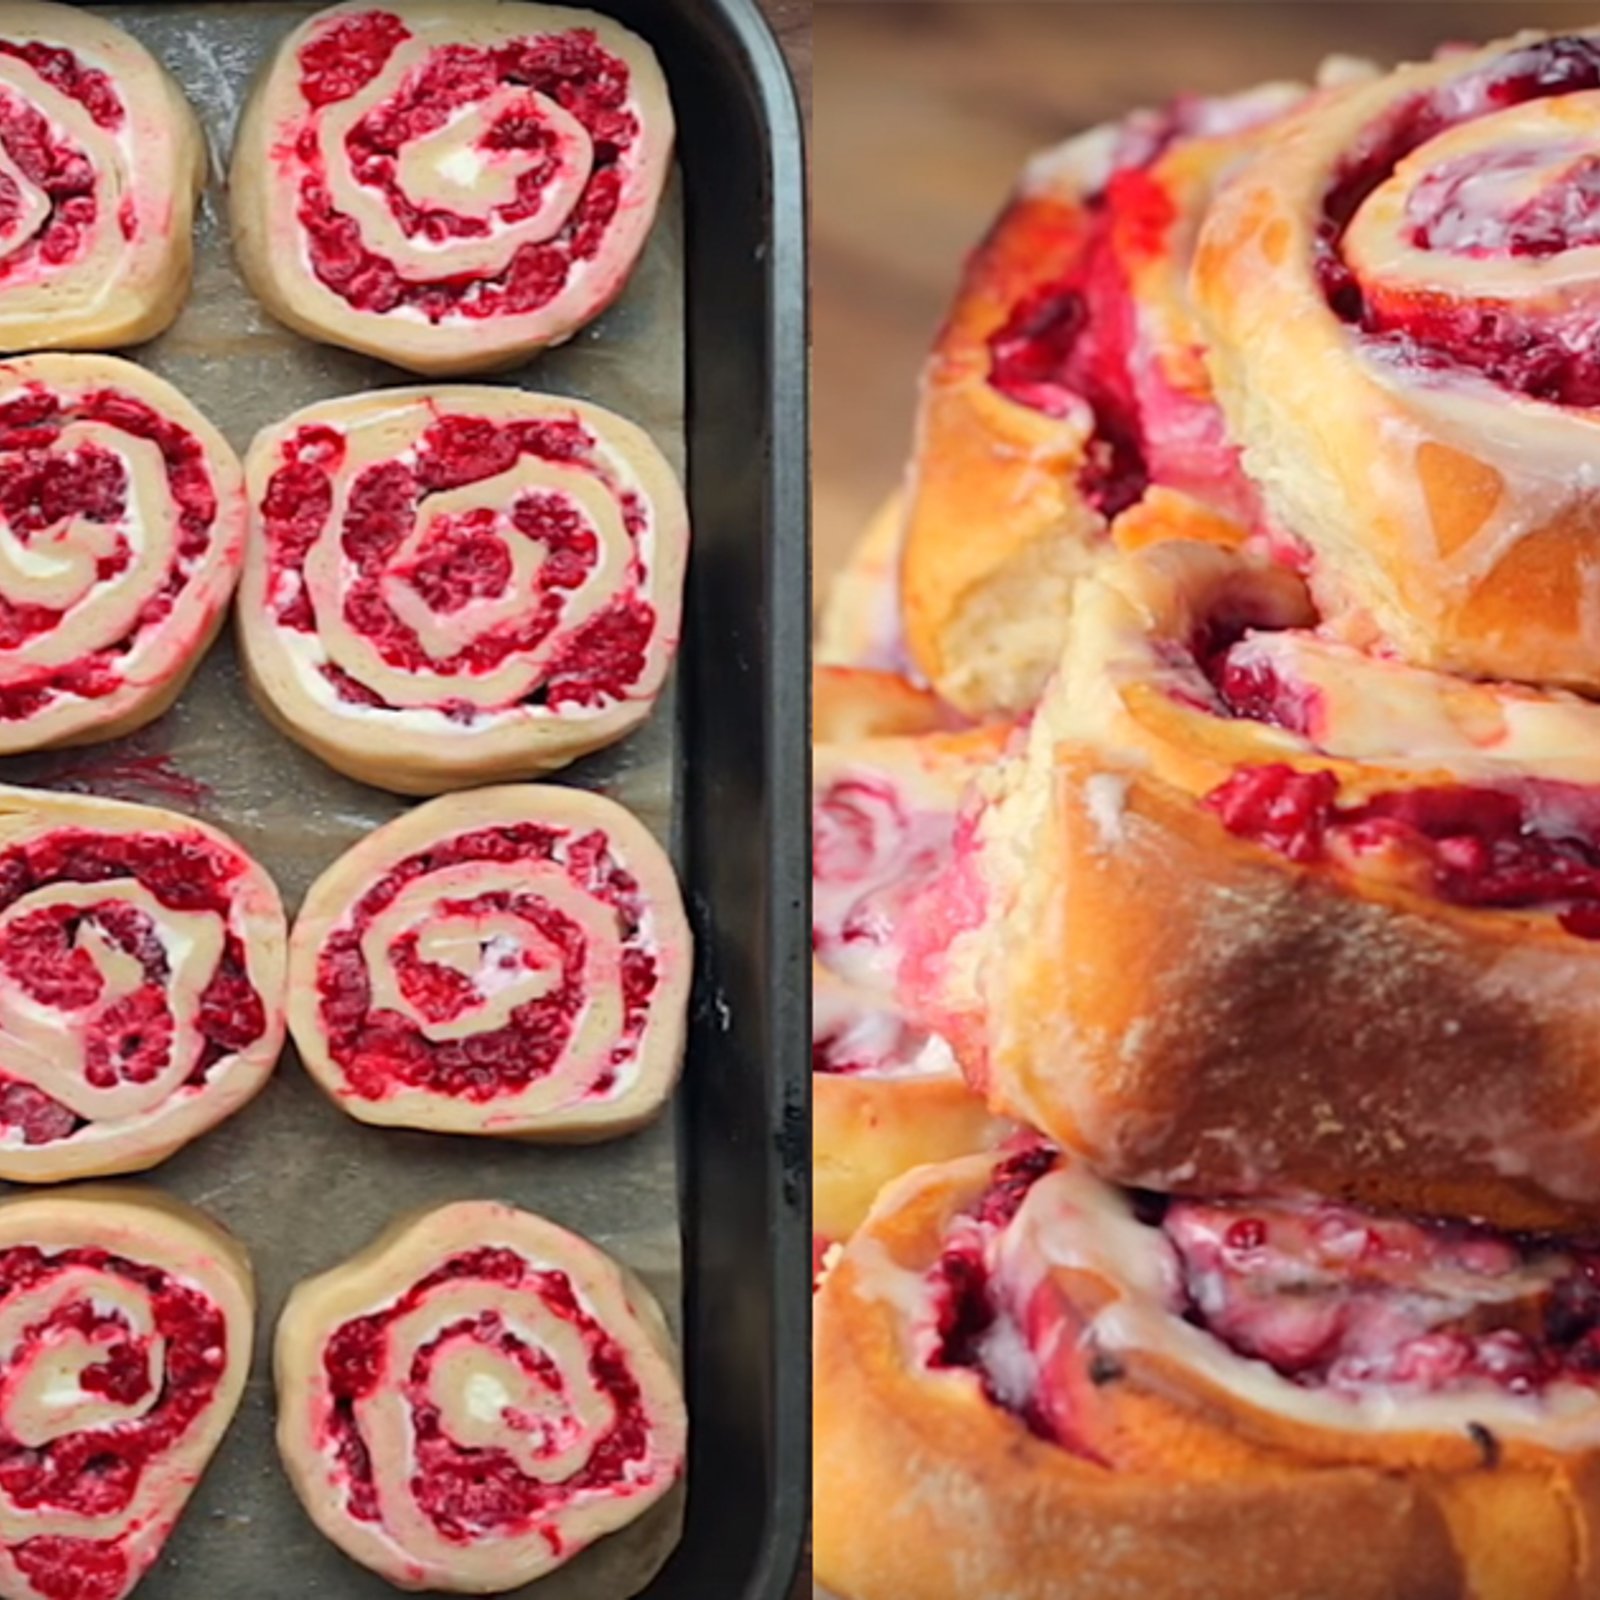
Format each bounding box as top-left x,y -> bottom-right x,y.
1007,1164 -> 1600,1449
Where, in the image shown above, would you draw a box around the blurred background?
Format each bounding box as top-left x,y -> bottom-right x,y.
813,0 -> 1599,606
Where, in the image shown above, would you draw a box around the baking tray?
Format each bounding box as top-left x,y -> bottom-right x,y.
0,1 -> 808,1596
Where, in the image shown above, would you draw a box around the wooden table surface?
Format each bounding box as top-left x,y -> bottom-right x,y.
761,0 -> 810,124
813,0 -> 1596,598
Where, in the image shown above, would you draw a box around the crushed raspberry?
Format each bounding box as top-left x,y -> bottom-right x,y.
0,42 -> 123,128
0,1248 -> 226,1518
0,84 -> 103,274
1183,609 -> 1321,734
1318,35 -> 1600,404
316,824 -> 656,1102
968,1146 -> 1059,1228
1165,1195 -> 1600,1396
297,10 -> 410,107
0,1079 -> 77,1143
1205,764 -> 1337,863
10,1537 -> 128,1600
400,513 -> 514,611
1208,765 -> 1600,935
294,29 -> 636,318
923,1148 -> 1071,1445
321,1253 -> 653,1534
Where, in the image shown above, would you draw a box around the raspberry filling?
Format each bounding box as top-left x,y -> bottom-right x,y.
921,1153 -> 1600,1467
0,828 -> 267,1144
1174,605 -> 1322,735
0,43 -> 123,129
320,1247 -> 652,1533
1207,763 -> 1600,937
1163,1197 -> 1600,1398
0,386 -> 220,722
315,823 -> 656,1102
812,998 -> 955,1080
812,776 -> 956,992
985,180 -> 1150,518
0,1245 -> 226,1525
293,14 -> 638,320
263,414 -> 653,714
1318,34 -> 1600,404
923,1147 -> 1065,1441
0,41 -> 124,278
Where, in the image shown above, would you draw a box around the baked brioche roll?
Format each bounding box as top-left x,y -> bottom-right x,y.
813,967 -> 1012,1249
813,667 -> 1013,1252
816,1146 -> 1600,1600
899,78 -> 1337,718
1195,26 -> 1600,690
0,2 -> 204,351
276,1200 -> 686,1594
0,355 -> 245,754
906,524 -> 1600,1228
816,494 -> 911,675
813,675 -> 1009,997
288,784 -> 689,1141
812,663 -> 957,744
238,386 -> 687,794
229,0 -> 674,375
0,1185 -> 252,1600
0,785 -> 285,1183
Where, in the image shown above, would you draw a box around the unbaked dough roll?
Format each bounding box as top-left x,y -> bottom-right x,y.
0,784 -> 286,1183
288,785 -> 689,1140
276,1200 -> 686,1594
229,0 -> 674,375
0,354 -> 245,754
0,1184 -> 253,1600
0,2 -> 203,352
238,386 -> 687,794
1195,25 -> 1600,689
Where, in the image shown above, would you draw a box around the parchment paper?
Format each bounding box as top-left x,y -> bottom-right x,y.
0,5 -> 686,1594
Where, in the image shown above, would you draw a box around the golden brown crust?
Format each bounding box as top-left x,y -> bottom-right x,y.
812,665 -> 957,744
1192,26 -> 1600,690
900,182 -> 1104,718
982,751 -> 1600,1229
814,1155 -> 1502,1600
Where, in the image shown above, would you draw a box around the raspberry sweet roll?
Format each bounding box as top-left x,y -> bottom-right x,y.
1195,26 -> 1600,691
238,386 -> 686,794
229,1 -> 674,376
0,1185 -> 252,1600
275,1200 -> 686,1594
906,520 -> 1600,1229
0,3 -> 204,352
812,667 -> 1013,1262
897,74 -> 1357,719
0,786 -> 286,1184
816,1145 -> 1600,1600
288,785 -> 689,1141
0,355 -> 245,756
